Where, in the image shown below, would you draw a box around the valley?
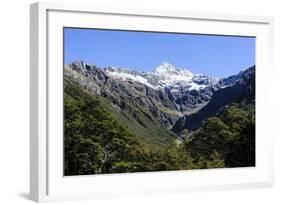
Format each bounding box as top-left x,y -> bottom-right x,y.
64,61 -> 255,175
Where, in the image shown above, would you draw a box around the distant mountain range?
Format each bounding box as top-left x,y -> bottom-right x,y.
64,61 -> 255,144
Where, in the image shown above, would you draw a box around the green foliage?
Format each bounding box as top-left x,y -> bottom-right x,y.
64,79 -> 255,175
104,99 -> 178,147
184,104 -> 255,168
64,81 -> 143,175
64,80 -> 194,175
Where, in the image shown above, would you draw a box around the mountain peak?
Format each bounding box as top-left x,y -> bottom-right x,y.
68,60 -> 221,91
72,60 -> 85,67
68,60 -> 87,72
153,62 -> 194,82
160,61 -> 176,68
154,62 -> 177,74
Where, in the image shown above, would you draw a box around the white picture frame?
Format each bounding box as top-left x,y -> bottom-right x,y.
30,1 -> 274,202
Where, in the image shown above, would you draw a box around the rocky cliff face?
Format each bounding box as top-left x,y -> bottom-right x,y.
172,66 -> 255,134
65,61 -> 223,128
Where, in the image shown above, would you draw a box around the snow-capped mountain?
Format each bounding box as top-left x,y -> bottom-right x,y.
104,62 -> 221,92
64,60 -> 252,129
104,66 -> 156,89
172,66 -> 255,134
153,62 -> 194,83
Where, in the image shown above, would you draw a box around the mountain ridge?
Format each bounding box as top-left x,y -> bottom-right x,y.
68,60 -> 222,91
65,60 -> 255,141
172,66 -> 255,135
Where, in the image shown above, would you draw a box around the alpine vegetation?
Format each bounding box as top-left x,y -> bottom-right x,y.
64,61 -> 255,175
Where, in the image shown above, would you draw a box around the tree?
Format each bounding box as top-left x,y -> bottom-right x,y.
183,104 -> 255,168
64,81 -> 147,175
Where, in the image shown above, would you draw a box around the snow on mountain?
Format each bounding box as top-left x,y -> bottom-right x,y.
154,62 -> 194,81
66,61 -> 226,118
105,66 -> 157,89
83,61 -> 220,91
151,62 -> 215,91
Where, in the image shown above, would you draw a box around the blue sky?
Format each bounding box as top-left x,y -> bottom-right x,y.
64,28 -> 255,77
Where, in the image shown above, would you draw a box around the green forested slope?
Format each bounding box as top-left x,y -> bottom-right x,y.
64,79 -> 255,176
99,96 -> 178,147
183,104 -> 255,168
64,80 -> 191,175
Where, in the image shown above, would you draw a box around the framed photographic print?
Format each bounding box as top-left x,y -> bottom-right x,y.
30,2 -> 274,202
